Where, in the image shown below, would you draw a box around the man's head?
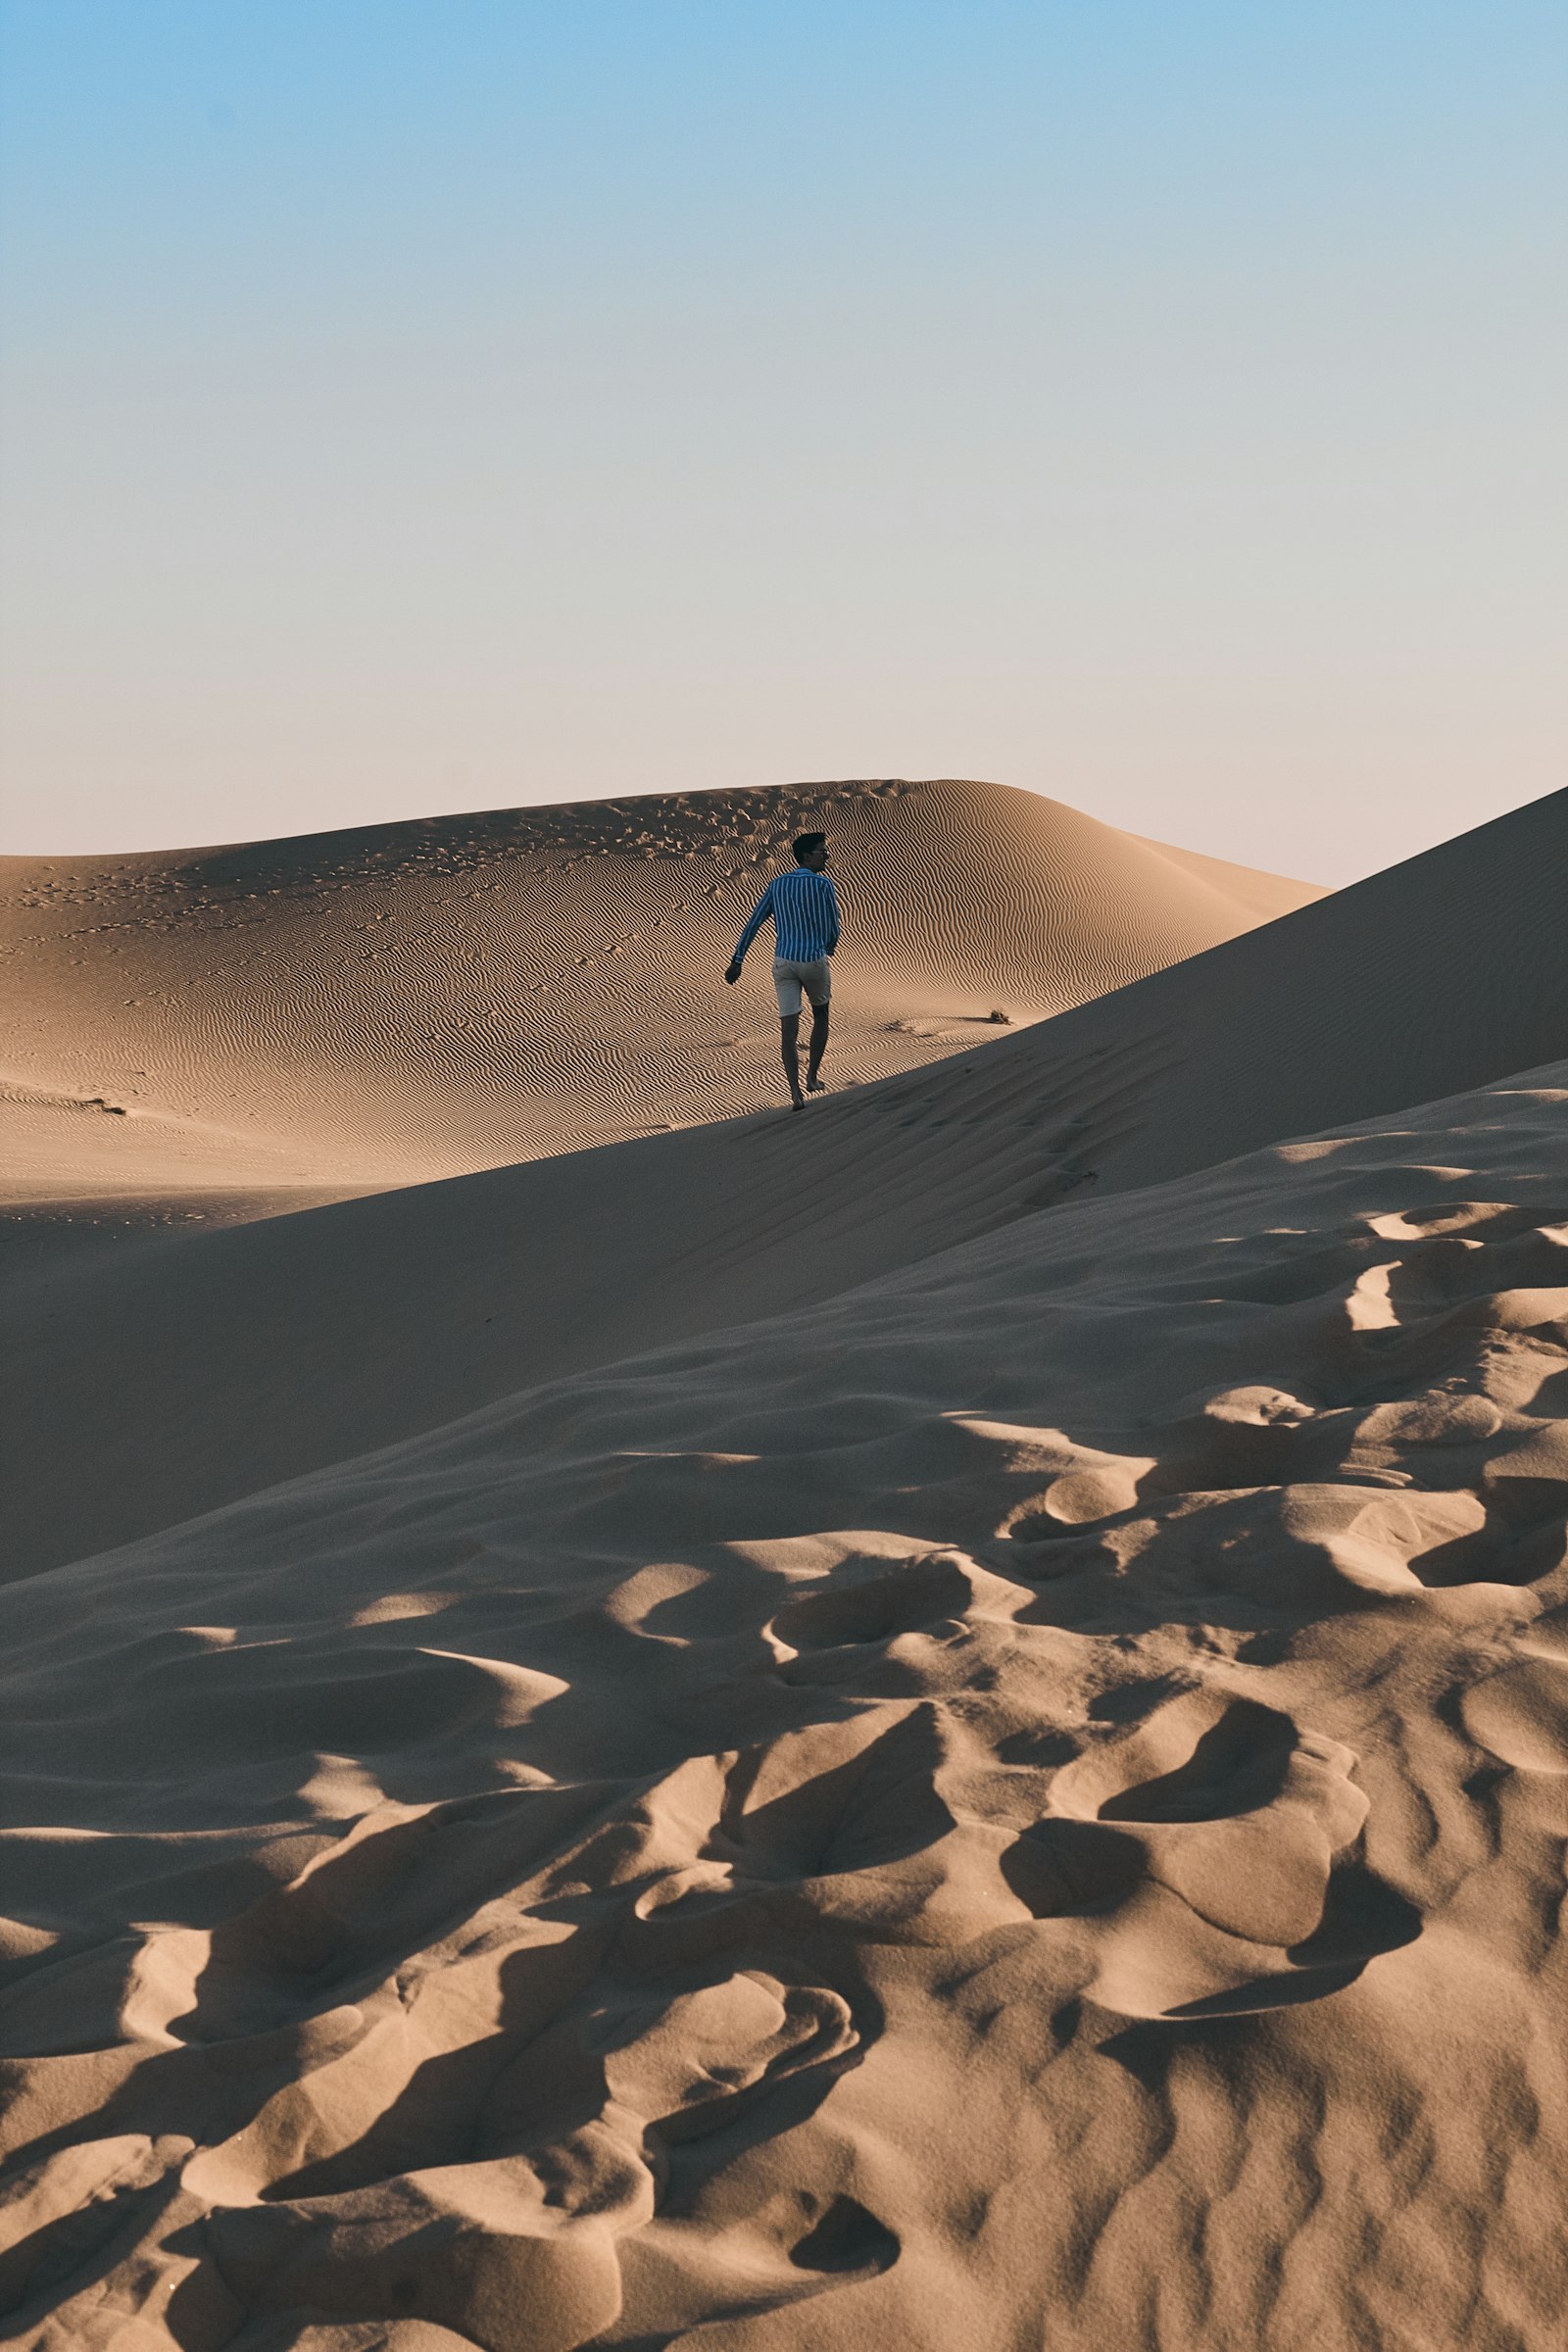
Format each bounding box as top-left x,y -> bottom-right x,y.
793,832 -> 829,870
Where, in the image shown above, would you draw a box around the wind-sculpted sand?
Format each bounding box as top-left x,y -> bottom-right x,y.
0,777 -> 1311,1238
5,1065 -> 1568,2346
9,783 -> 1567,1579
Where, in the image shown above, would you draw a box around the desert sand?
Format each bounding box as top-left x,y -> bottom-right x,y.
7,783 -> 1568,2348
2,779 -> 1316,1575
10,778 -> 1568,1577
0,777 -> 1313,1240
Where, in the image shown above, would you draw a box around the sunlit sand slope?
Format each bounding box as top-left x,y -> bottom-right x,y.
7,785 -> 1564,1579
0,776 -> 1313,1219
4,1065 -> 1568,2345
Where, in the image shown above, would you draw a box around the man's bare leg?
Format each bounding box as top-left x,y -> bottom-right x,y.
780,1013 -> 806,1108
806,1001 -> 830,1091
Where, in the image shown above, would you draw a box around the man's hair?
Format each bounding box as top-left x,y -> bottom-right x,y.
793,832 -> 826,863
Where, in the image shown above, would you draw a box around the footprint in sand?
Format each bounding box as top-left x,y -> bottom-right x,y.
0,2133 -> 190,2319
204,2139 -> 638,2352
617,2185 -> 900,2333
196,1931 -> 862,2352
764,1551 -> 981,1659
593,1970 -> 858,2142
1005,1689 -> 1419,2017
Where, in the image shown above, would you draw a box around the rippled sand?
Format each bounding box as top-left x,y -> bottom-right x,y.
9,784 -> 1568,2348
8,1062 -> 1568,2346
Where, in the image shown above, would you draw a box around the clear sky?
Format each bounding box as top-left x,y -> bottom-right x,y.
1,2 -> 1562,878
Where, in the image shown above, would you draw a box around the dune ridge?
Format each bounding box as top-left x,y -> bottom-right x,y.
4,1059 -> 1568,2344
8,783 -> 1567,1580
0,777 -> 1314,1229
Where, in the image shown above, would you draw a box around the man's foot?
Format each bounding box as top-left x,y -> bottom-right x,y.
806,1075 -> 827,1093
789,1084 -> 806,1110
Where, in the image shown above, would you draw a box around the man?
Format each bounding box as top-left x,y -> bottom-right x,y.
725,832 -> 839,1110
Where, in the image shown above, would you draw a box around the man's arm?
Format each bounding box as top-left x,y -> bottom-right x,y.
821,873 -> 841,956
725,881 -> 774,982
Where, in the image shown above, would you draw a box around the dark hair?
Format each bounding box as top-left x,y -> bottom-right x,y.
793,832 -> 826,863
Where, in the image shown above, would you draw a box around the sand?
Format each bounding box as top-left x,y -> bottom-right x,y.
0,777 -> 1314,1242
6,1056 -> 1568,2345
9,781 -> 1565,1580
7,781 -> 1568,2347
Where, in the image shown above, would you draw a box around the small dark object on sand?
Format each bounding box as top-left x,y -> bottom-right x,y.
987,1008 -> 1011,1025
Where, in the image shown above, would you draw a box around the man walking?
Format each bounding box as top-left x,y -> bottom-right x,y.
725,832 -> 839,1110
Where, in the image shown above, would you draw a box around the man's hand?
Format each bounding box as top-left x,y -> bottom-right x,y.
724,961 -> 742,985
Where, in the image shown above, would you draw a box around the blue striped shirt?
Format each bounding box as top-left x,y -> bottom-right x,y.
733,866 -> 841,967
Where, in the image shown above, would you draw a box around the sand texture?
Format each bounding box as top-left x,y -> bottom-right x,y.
0,777 -> 1313,1233
10,782 -> 1568,2349
8,784 -> 1566,1578
5,1057 -> 1568,2347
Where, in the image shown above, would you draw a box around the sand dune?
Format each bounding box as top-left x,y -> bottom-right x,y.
0,777 -> 1313,1241
4,1057 -> 1568,2344
9,784 -> 1567,1580
9,785 -> 1568,2347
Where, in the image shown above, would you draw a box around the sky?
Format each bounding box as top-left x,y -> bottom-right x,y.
0,2 -> 1562,881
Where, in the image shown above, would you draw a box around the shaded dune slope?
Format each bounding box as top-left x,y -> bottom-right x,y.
7,786 -> 1566,1579
5,1064 -> 1568,2345
0,777 -> 1311,1219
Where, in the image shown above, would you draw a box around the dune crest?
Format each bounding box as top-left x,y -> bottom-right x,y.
0,777 -> 1316,1235
11,784 -> 1568,1579
3,1063 -> 1568,2343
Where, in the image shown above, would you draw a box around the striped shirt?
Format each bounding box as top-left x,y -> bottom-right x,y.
733,867 -> 841,967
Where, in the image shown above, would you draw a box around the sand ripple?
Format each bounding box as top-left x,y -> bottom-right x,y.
4,1066 -> 1568,2342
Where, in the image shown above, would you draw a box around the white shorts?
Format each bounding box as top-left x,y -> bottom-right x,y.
772,956 -> 832,1015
